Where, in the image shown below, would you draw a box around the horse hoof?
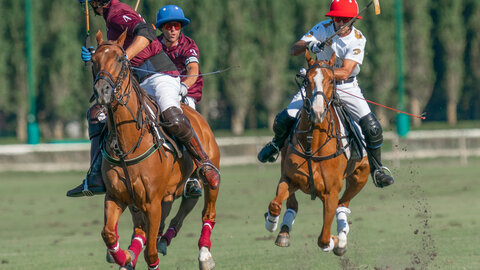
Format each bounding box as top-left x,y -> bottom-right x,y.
198,247 -> 215,270
119,263 -> 134,270
333,246 -> 347,256
199,257 -> 215,270
106,251 -> 115,264
157,239 -> 168,256
275,233 -> 290,247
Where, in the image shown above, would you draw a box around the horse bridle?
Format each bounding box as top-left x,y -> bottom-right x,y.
292,62 -> 347,200
93,42 -> 131,104
298,63 -> 336,122
92,42 -> 155,209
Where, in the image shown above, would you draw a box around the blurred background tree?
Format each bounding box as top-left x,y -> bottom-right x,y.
1,0 -> 478,141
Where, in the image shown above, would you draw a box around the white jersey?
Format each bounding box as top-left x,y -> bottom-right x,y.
300,19 -> 366,77
287,19 -> 370,121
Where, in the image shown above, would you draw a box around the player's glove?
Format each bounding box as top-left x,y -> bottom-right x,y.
308,41 -> 325,54
81,46 -> 94,62
180,82 -> 188,97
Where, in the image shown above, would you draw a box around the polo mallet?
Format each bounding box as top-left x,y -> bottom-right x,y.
316,0 -> 381,50
134,0 -> 141,11
84,0 -> 91,66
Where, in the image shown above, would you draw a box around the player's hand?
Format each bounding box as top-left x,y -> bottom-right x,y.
81,46 -> 94,62
180,82 -> 188,97
308,41 -> 324,54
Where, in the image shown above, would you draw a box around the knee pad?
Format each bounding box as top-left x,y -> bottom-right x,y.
87,104 -> 106,139
359,113 -> 383,149
161,107 -> 193,142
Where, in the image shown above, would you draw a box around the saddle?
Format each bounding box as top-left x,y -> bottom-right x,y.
332,97 -> 365,162
142,93 -> 183,158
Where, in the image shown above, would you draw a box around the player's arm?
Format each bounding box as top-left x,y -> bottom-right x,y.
125,22 -> 157,60
334,59 -> 358,81
182,62 -> 199,88
290,40 -> 309,56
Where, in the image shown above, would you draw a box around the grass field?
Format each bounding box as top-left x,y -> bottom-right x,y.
0,158 -> 479,270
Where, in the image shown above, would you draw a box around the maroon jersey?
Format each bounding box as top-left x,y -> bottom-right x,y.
159,34 -> 203,102
102,0 -> 178,76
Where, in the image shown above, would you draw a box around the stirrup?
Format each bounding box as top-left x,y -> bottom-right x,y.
258,142 -> 280,163
267,142 -> 281,162
373,166 -> 393,187
196,162 -> 220,189
81,179 -> 94,197
183,178 -> 202,198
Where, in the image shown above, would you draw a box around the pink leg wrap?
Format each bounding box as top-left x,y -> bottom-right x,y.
128,235 -> 146,267
148,258 -> 159,270
107,241 -> 127,266
198,220 -> 215,249
161,226 -> 177,246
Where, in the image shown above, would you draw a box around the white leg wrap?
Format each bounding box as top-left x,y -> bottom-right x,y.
198,246 -> 212,262
337,232 -> 347,249
265,211 -> 279,232
321,237 -> 335,252
336,206 -> 351,235
280,209 -> 297,232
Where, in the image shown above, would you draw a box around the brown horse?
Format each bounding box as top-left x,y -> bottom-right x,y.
265,52 -> 369,256
91,30 -> 219,269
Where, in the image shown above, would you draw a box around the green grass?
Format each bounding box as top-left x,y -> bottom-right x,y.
0,159 -> 479,269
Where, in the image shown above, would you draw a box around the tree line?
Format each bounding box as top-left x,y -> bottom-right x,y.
1,0 -> 479,141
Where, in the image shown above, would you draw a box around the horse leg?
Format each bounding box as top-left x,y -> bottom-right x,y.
119,207 -> 147,269
156,198 -> 174,256
318,190 -> 339,253
338,160 -> 369,208
102,197 -> 130,267
275,193 -> 298,247
198,186 -> 218,270
143,202 -> 162,270
158,196 -> 199,256
266,179 -> 296,234
333,160 -> 369,256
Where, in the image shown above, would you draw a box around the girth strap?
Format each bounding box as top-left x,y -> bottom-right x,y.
101,142 -> 160,166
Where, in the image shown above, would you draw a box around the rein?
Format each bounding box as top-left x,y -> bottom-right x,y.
290,63 -> 347,200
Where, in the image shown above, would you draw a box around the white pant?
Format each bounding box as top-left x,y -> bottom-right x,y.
141,74 -> 181,113
181,96 -> 197,110
286,80 -> 371,122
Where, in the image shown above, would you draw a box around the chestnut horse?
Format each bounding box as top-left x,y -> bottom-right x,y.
265,52 -> 369,256
91,30 -> 219,269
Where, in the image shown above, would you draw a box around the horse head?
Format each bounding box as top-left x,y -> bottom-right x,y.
91,30 -> 130,105
304,51 -> 336,124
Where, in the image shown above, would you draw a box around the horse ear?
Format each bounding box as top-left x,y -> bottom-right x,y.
116,29 -> 128,47
328,52 -> 336,67
96,30 -> 104,45
305,50 -> 315,67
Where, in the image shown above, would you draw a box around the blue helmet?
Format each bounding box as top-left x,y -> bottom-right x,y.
155,5 -> 190,28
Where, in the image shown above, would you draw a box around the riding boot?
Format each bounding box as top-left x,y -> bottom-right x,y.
162,107 -> 221,190
258,109 -> 296,163
67,105 -> 106,197
359,113 -> 394,188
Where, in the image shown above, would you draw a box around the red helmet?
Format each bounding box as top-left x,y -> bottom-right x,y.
325,0 -> 362,19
